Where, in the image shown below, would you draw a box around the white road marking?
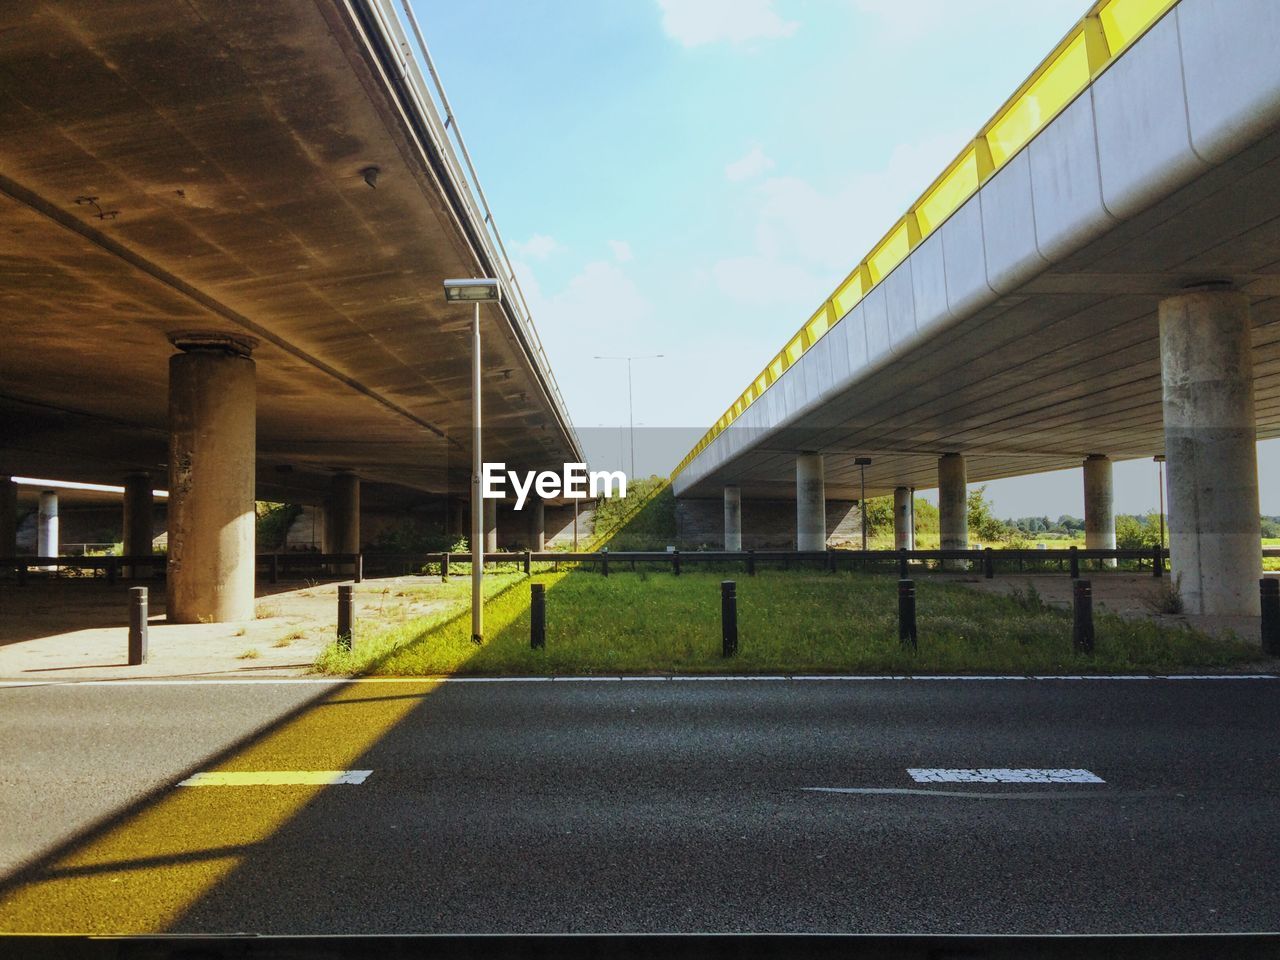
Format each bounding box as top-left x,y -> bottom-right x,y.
803,787 -> 1114,800
907,768 -> 1104,784
178,770 -> 372,786
0,674 -> 1275,688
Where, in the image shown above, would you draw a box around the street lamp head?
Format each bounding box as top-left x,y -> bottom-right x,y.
443,278 -> 501,303
1153,454 -> 1166,463
854,457 -> 872,466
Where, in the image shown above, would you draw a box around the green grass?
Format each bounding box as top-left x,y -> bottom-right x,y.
314,570 -> 1264,677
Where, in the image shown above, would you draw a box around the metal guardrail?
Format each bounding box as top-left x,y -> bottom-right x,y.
673,0 -> 1178,480
360,0 -> 582,459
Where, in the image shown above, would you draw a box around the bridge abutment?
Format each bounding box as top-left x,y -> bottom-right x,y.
1159,290 -> 1261,615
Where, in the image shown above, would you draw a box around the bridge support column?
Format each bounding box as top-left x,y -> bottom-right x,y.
1,479 -> 15,565
724,485 -> 742,551
796,453 -> 825,551
167,334 -> 256,624
528,499 -> 545,552
123,472 -> 154,579
939,454 -> 967,568
329,471 -> 360,575
894,486 -> 914,551
1159,290 -> 1261,615
38,490 -> 58,566
1083,455 -> 1116,568
484,497 -> 498,553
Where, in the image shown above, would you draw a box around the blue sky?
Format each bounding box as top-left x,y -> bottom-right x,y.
413,0 -> 1280,518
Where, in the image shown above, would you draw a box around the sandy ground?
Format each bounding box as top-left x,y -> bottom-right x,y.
953,572 -> 1269,645
0,575 -> 452,680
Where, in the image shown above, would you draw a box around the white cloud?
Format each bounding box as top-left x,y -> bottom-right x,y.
656,0 -> 798,48
711,129 -> 971,306
725,145 -> 775,183
516,233 -> 561,260
608,240 -> 634,263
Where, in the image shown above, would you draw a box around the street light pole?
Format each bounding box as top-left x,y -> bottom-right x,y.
855,457 -> 872,551
443,278 -> 501,645
1154,454 -> 1167,550
593,354 -> 662,479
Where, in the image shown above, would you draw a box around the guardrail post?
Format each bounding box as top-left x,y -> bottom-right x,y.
1152,544 -> 1163,578
1261,579 -> 1280,656
601,548 -> 609,578
898,549 -> 908,579
983,548 -> 994,580
128,586 -> 148,665
441,551 -> 450,581
1072,579 -> 1094,654
825,550 -> 835,574
721,580 -> 737,657
355,554 -> 364,584
530,582 -> 546,650
270,553 -> 279,584
747,549 -> 756,577
337,584 -> 354,650
673,549 -> 681,576
1069,546 -> 1079,580
898,579 -> 917,650
107,556 -> 118,586
524,550 -> 532,575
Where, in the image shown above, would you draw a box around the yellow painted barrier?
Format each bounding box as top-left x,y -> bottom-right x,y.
673,0 -> 1178,482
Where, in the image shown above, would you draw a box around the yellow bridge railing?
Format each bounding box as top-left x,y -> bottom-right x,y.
672,0 -> 1176,482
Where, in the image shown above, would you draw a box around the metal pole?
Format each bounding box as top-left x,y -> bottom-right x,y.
530,582 -> 545,650
337,584 -> 354,650
721,580 -> 738,657
572,498 -> 579,551
128,586 -> 148,665
627,358 -> 635,480
860,464 -> 867,551
471,300 -> 484,644
898,579 -> 917,650
1072,579 -> 1094,654
1158,458 -> 1166,551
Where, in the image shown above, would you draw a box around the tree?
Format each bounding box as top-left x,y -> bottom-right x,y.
967,485 -> 1012,542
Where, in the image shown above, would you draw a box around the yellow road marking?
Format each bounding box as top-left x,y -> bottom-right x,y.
0,680 -> 438,934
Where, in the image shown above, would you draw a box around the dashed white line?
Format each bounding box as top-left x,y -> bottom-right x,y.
178,770 -> 372,786
908,768 -> 1104,784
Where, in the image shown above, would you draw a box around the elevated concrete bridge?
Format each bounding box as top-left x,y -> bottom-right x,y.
672,0 -> 1280,616
0,0 -> 580,619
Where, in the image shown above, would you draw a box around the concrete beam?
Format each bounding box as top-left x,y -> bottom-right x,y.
1160,290 -> 1261,615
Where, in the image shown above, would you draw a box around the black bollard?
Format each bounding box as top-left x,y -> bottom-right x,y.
898,549 -> 908,579
1072,579 -> 1094,654
898,579 -> 917,650
1262,579 -> 1280,657
983,547 -> 994,580
441,551 -> 450,581
1152,544 -> 1163,578
673,549 -> 681,576
337,584 -> 354,650
530,583 -> 546,650
524,550 -> 532,576
721,580 -> 738,657
128,586 -> 148,666
1069,546 -> 1079,580
747,549 -> 756,577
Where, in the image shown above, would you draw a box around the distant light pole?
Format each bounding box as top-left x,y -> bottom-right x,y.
855,457 -> 872,551
444,278 -> 501,644
1154,454 -> 1167,550
593,354 -> 662,479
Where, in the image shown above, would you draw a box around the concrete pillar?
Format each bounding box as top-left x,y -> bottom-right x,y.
37,490 -> 58,558
1083,455 -> 1116,568
329,471 -> 360,575
1159,290 -> 1261,615
122,472 -> 154,578
724,485 -> 742,551
0,479 -> 15,562
529,499 -> 546,552
938,454 -> 967,567
796,453 -> 825,551
484,497 -> 498,552
893,486 -> 914,551
167,334 -> 256,624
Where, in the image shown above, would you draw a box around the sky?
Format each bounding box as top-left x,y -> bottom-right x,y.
411,0 -> 1280,519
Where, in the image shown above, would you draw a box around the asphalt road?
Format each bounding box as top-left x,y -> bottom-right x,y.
0,677 -> 1277,935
